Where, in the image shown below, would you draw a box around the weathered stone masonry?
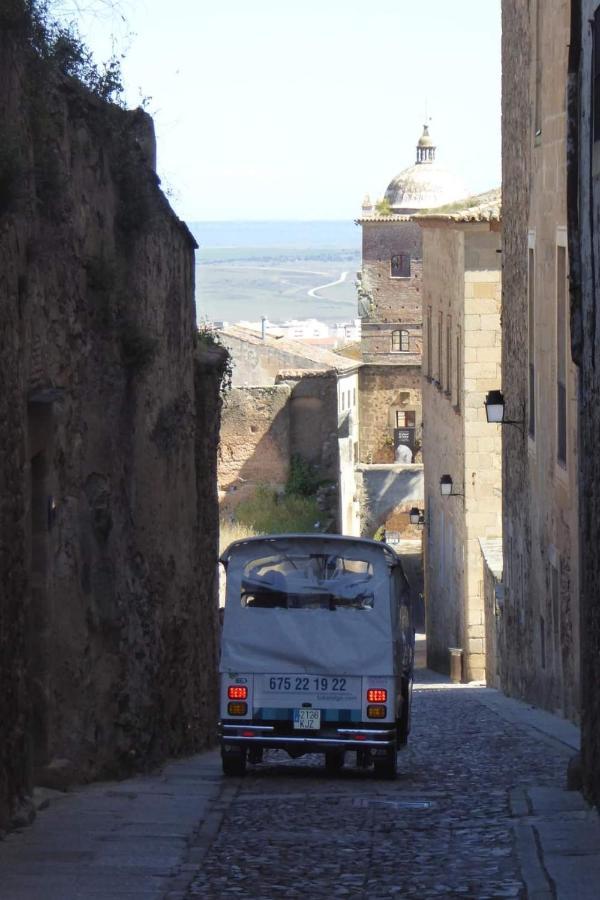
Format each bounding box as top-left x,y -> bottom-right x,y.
0,14 -> 220,828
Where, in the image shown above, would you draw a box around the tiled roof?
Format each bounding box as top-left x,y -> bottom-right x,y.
219,325 -> 360,373
414,188 -> 502,224
355,215 -> 412,224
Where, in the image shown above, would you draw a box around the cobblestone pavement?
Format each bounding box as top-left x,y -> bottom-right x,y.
184,675 -> 566,900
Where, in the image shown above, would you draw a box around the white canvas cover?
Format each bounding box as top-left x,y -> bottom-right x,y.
220,536 -> 400,676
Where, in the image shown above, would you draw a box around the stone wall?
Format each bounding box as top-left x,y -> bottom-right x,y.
222,328 -> 329,387
421,222 -> 502,682
570,0 -> 600,804
359,220 -> 423,366
355,464 -> 424,539
502,0 -> 579,722
0,14 -> 220,828
358,365 -> 422,464
218,374 -> 342,531
218,386 -> 292,513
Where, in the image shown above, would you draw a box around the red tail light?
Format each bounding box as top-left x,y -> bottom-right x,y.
367,688 -> 387,702
228,685 -> 248,700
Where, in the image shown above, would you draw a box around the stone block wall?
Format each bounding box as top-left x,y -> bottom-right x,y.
0,15 -> 220,828
358,365 -> 422,464
502,0 -> 579,724
421,223 -> 502,683
219,386 -> 292,491
359,220 -> 424,365
219,373 -> 342,532
570,0 -> 600,803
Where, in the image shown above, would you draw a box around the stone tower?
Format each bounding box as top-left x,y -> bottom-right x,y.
357,124 -> 467,464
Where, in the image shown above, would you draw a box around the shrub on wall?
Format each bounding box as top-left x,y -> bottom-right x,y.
235,485 -> 323,535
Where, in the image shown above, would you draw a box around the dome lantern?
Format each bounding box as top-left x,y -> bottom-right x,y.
416,124 -> 436,164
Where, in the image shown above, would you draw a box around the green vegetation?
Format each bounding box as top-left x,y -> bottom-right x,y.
13,0 -> 125,105
375,197 -> 392,216
219,520 -> 257,555
235,485 -> 323,536
197,325 -> 233,395
285,454 -> 322,497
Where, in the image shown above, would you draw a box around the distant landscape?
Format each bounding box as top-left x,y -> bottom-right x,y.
187,221 -> 362,325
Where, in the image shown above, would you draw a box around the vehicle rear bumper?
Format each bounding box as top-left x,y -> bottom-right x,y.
220,722 -> 396,750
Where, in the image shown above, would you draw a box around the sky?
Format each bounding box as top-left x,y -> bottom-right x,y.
65,0 -> 501,221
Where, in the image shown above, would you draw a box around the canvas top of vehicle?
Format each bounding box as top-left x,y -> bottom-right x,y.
220,533 -> 410,677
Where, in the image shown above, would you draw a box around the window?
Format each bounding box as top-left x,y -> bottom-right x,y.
528,245 -> 536,438
534,0 -> 542,141
556,244 -> 567,466
396,410 -> 416,428
391,253 -> 411,278
594,8 -> 600,142
455,326 -> 462,410
392,329 -> 410,352
446,316 -> 452,395
240,551 -> 375,610
426,307 -> 432,378
437,311 -> 443,387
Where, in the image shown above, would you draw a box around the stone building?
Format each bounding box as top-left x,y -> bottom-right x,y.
0,11 -> 222,829
501,0 -> 580,724
218,326 -> 361,535
566,0 -> 600,805
357,126 -> 468,465
417,190 -> 503,682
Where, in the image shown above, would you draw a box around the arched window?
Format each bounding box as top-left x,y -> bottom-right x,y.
392,329 -> 410,352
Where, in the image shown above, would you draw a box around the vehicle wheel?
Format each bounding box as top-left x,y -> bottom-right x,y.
397,677 -> 413,746
373,744 -> 397,780
325,750 -> 345,774
221,746 -> 247,776
248,747 -> 263,765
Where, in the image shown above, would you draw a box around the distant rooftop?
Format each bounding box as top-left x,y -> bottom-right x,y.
219,324 -> 360,373
415,187 -> 502,224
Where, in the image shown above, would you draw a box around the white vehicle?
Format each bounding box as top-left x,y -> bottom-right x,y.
219,534 -> 414,778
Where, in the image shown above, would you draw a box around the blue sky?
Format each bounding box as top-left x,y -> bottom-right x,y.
70,0 -> 501,221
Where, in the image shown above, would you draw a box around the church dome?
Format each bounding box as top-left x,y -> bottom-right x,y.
383,124 -> 468,214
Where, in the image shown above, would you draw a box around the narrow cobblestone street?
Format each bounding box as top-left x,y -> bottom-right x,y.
3,655 -> 598,900
180,669 -> 569,900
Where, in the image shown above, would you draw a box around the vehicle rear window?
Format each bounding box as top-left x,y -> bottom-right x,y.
240,551 -> 374,610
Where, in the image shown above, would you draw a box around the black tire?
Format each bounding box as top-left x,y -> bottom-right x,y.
373,743 -> 398,780
221,746 -> 247,776
397,677 -> 412,746
248,746 -> 263,765
325,750 -> 345,774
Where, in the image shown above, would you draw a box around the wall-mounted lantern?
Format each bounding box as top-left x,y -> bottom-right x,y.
440,474 -> 463,497
409,506 -> 425,526
484,390 -> 524,429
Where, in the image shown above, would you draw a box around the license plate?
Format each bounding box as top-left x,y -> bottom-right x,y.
293,708 -> 321,730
